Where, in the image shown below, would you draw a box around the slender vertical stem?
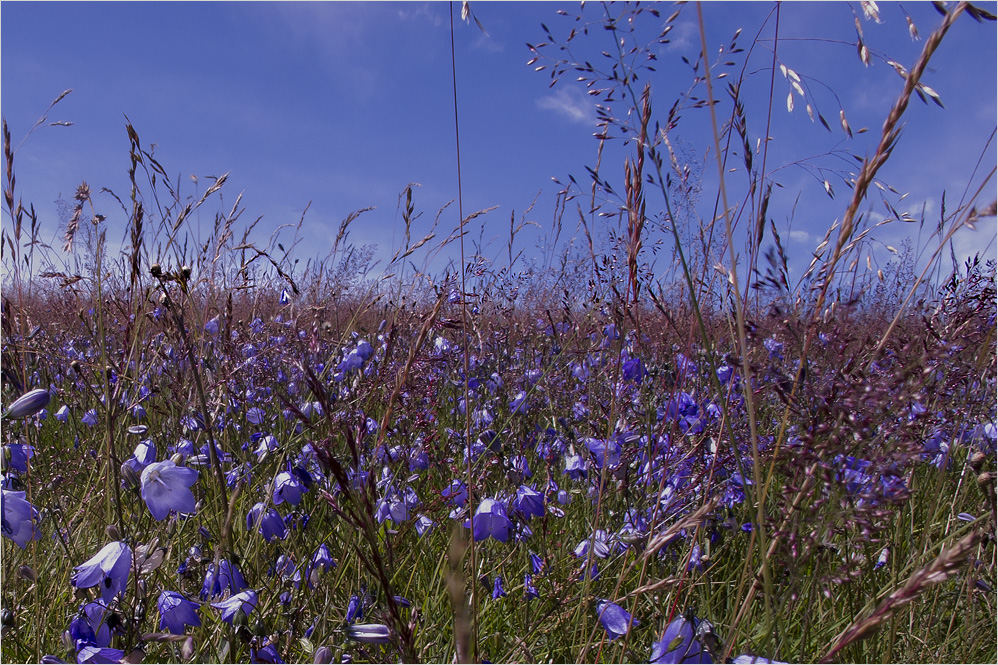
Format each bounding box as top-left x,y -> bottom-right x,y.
696,0 -> 772,637
449,4 -> 478,660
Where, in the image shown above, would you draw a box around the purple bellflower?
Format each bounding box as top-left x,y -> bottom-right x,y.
140,460 -> 198,520
246,502 -> 288,542
273,469 -> 306,506
514,485 -> 545,520
465,498 -> 514,543
71,541 -> 132,604
212,589 -> 258,624
650,614 -> 714,663
199,559 -> 247,600
492,576 -> 507,599
68,601 -> 111,648
5,443 -> 35,472
1,489 -> 42,548
157,590 -> 201,633
596,599 -> 638,641
75,644 -> 126,664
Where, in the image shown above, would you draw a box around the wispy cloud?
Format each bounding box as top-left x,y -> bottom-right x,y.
536,86 -> 593,125
788,229 -> 811,243
473,32 -> 504,53
662,19 -> 697,53
397,2 -> 445,28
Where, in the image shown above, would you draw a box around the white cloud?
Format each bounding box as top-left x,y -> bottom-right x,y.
397,3 -> 445,28
788,229 -> 811,243
662,19 -> 697,53
536,86 -> 594,125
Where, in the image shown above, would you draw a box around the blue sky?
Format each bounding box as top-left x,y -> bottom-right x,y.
2,1 -> 995,292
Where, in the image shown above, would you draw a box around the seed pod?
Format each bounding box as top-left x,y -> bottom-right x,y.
120,464 -> 141,490
150,263 -> 162,278
970,451 -> 988,472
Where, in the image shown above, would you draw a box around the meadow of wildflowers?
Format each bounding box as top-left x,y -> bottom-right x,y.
2,2 -> 996,664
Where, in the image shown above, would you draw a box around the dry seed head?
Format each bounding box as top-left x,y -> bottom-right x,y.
970,451 -> 987,472
149,263 -> 162,278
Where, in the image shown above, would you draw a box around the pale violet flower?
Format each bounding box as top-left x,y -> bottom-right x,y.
71,542 -> 132,603
140,460 -> 198,520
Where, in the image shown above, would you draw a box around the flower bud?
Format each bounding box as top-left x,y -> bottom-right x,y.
17,565 -> 37,582
5,388 -> 51,419
120,464 -> 141,490
346,623 -> 391,644
106,524 -> 122,541
313,646 -> 334,664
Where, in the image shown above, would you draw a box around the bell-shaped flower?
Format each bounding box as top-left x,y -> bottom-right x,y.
414,514 -> 435,537
305,543 -> 336,587
157,590 -> 201,633
252,638 -> 285,664
596,599 -> 638,641
622,356 -> 646,383
140,460 -> 198,520
465,498 -> 514,543
273,469 -> 306,506
199,559 -> 247,600
5,443 -> 35,472
68,601 -> 111,647
4,388 -> 51,419
81,409 -> 99,427
650,614 -> 713,663
442,480 -> 468,507
492,576 -> 507,599
211,589 -> 257,624
524,573 -> 539,599
1,489 -> 42,548
584,437 -> 621,470
513,485 -> 544,520
71,541 -> 131,603
55,404 -> 71,421
564,454 -> 588,480
345,594 -> 363,623
76,644 -> 126,664
124,440 -> 157,477
246,502 -> 287,542
574,530 -> 613,559
246,407 -> 266,425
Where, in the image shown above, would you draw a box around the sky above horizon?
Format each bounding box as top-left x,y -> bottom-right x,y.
2,1 -> 996,296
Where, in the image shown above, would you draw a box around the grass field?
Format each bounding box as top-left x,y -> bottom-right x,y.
2,3 -> 996,663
